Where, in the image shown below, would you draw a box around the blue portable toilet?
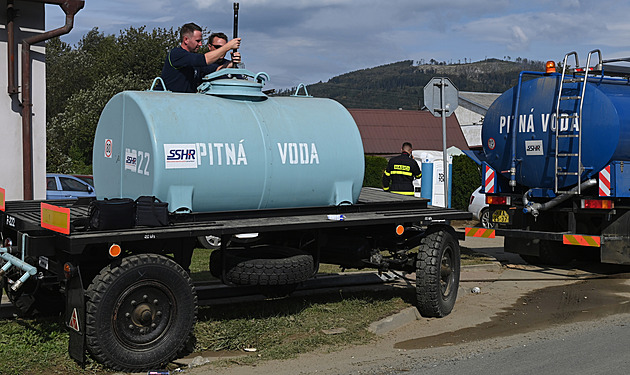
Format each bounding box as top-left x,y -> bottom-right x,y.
414,151 -> 452,208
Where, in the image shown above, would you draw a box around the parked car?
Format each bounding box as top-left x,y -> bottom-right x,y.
46,173 -> 96,200
467,186 -> 493,228
72,174 -> 94,187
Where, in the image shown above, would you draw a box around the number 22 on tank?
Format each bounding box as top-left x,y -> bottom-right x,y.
125,148 -> 150,176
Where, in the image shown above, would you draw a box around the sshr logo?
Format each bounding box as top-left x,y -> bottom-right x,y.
167,149 -> 196,161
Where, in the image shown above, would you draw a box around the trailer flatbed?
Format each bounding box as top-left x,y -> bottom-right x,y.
1,187 -> 470,254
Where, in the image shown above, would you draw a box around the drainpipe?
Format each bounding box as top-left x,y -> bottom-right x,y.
17,0 -> 84,200
7,0 -> 18,95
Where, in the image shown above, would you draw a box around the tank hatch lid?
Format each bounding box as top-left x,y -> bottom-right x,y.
198,68 -> 270,98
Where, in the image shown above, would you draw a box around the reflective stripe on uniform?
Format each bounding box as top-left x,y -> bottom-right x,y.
390,170 -> 413,176
383,170 -> 391,176
391,191 -> 415,196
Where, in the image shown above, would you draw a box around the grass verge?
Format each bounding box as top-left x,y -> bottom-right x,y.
0,249 -> 411,375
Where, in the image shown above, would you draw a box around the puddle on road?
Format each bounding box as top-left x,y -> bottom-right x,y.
395,274 -> 630,350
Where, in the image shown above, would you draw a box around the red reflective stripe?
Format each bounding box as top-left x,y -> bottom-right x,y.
485,165 -> 495,193
465,227 -> 495,238
599,165 -> 611,197
563,234 -> 601,247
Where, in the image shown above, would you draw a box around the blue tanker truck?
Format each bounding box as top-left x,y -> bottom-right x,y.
468,49 -> 630,265
0,69 -> 471,371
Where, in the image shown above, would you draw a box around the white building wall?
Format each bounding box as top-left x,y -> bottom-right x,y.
0,0 -> 46,200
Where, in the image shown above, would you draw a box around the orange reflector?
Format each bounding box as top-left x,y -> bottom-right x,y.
465,227 -> 496,238
109,244 -> 122,257
41,203 -> 70,234
395,225 -> 404,236
545,60 -> 556,73
563,234 -> 601,247
0,187 -> 5,211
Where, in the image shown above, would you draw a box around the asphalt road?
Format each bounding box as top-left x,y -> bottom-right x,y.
396,313 -> 630,375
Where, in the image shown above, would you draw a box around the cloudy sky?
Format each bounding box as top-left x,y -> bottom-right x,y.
46,0 -> 630,90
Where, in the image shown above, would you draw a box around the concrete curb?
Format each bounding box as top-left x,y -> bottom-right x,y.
368,306 -> 421,335
462,261 -> 503,273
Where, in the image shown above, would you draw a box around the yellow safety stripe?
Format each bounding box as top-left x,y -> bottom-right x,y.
383,170 -> 391,176
465,227 -> 496,238
391,191 -> 415,196
383,186 -> 390,191
563,234 -> 601,247
390,170 -> 413,176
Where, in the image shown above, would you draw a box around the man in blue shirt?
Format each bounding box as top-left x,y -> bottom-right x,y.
161,23 -> 241,93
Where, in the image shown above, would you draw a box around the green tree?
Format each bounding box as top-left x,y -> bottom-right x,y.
47,73 -> 148,173
451,155 -> 481,210
363,155 -> 388,187
46,26 -> 179,173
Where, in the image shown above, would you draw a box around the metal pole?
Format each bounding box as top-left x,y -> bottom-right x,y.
440,78 -> 449,208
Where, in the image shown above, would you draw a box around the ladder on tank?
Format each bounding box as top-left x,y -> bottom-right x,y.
553,50 -> 601,194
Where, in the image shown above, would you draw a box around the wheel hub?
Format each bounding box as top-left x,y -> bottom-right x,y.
114,281 -> 174,348
440,248 -> 454,296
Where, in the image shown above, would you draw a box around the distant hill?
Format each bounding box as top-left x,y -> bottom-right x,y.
279,58 -> 545,110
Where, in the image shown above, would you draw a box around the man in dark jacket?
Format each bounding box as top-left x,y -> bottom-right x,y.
382,142 -> 422,195
161,23 -> 241,93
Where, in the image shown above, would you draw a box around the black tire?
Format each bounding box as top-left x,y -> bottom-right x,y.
209,249 -> 222,279
416,229 -> 460,318
3,266 -> 64,317
224,246 -> 314,287
85,254 -> 197,372
480,208 -> 494,229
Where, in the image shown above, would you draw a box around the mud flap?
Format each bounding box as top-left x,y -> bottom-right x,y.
65,269 -> 85,365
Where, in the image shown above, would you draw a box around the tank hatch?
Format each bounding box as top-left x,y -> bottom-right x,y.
198,68 -> 269,99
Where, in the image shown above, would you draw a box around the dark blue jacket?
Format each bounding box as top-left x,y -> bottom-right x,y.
160,46 -> 218,93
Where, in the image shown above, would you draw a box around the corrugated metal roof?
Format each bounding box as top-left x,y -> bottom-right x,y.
348,108 -> 469,155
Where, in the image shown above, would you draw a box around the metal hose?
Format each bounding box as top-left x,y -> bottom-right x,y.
523,179 -> 597,217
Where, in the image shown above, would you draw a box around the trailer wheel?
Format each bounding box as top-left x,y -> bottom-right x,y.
224,246 -> 314,289
85,254 -> 197,372
415,229 -> 460,318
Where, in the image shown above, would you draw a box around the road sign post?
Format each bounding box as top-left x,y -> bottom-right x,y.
424,77 -> 458,207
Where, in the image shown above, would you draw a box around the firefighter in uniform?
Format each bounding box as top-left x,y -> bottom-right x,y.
382,142 -> 421,195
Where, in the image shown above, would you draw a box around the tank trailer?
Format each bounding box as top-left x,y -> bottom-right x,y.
0,68 -> 471,371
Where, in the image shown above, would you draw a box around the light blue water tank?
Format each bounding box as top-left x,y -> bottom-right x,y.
92,70 -> 365,212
